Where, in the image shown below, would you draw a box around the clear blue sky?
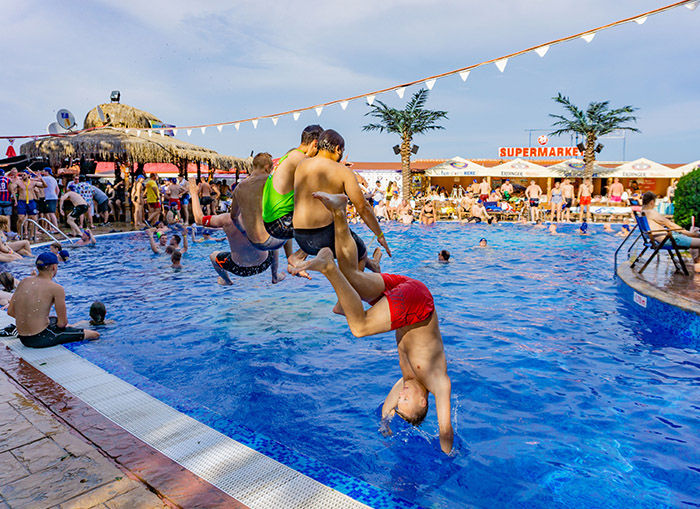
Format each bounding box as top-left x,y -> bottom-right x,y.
1,1 -> 698,164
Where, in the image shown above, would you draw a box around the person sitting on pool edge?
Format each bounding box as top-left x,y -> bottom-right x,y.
642,191 -> 700,267
296,192 -> 453,454
7,253 -> 99,348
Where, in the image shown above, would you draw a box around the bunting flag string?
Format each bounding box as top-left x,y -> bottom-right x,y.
1,0 -> 695,141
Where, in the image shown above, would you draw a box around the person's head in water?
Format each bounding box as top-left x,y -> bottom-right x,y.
317,129 -> 345,161
201,228 -> 213,240
548,224 -> 557,234
395,379 -> 429,426
89,301 -> 106,325
50,242 -> 62,255
155,231 -> 168,247
0,272 -> 15,293
166,234 -> 181,254
58,250 -> 69,262
438,250 -> 450,262
300,124 -> 323,156
171,250 -> 182,268
580,221 -> 589,234
252,152 -> 273,175
479,238 -> 488,247
642,191 -> 657,209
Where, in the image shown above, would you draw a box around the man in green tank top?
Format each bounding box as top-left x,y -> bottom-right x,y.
261,125 -> 323,276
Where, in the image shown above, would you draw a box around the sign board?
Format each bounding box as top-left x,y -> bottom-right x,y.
499,147 -> 583,158
633,292 -> 648,308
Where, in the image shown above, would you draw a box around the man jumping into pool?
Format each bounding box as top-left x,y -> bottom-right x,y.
292,129 -> 390,271
189,179 -> 285,284
296,192 -> 453,454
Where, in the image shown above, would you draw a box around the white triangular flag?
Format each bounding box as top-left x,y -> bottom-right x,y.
686,1 -> 698,10
234,123 -> 240,131
634,16 -> 647,24
315,106 -> 323,116
581,33 -> 595,43
136,130 -> 140,137
340,101 -> 349,110
293,112 -> 301,121
459,71 -> 470,82
252,119 -> 258,129
148,130 -> 152,137
495,59 -> 508,72
272,117 -> 278,126
535,45 -> 549,57
159,129 -> 164,136
125,129 -> 130,135
201,127 -> 206,134
396,87 -> 406,99
172,129 -> 178,136
187,129 -> 192,136
366,95 -> 375,105
217,125 -> 223,133
425,79 -> 436,90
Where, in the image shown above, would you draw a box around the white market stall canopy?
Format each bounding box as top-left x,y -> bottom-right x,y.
673,159 -> 700,178
489,158 -> 552,178
424,157 -> 489,177
609,158 -> 673,179
546,158 -> 613,178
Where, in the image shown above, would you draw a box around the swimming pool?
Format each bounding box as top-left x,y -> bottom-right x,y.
10,223 -> 700,508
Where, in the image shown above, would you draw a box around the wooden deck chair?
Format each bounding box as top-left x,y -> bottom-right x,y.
630,212 -> 689,276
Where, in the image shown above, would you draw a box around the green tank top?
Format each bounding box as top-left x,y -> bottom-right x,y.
261,149 -> 302,223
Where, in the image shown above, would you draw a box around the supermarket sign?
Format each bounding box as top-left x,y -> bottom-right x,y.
499,146 -> 583,158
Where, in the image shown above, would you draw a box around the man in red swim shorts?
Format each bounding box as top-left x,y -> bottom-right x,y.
297,192 -> 453,454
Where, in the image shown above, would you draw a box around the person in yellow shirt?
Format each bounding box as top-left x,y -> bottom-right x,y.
145,173 -> 161,224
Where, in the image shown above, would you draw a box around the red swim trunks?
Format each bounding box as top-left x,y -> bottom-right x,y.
580,196 -> 591,206
376,274 -> 435,330
480,194 -> 489,202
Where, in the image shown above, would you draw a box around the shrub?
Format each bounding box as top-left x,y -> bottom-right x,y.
673,166 -> 700,229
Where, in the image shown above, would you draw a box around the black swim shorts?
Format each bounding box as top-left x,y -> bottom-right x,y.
264,212 -> 294,240
19,317 -> 85,349
529,198 -> 540,208
70,204 -> 88,218
200,196 -> 213,207
214,251 -> 273,277
294,222 -> 367,260
564,198 -> 573,209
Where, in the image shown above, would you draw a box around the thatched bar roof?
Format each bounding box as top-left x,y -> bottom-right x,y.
20,103 -> 250,172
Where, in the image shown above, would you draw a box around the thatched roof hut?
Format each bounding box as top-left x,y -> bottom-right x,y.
20,103 -> 250,173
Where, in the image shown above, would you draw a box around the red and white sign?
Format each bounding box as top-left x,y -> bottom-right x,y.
633,292 -> 647,308
499,146 -> 583,158
537,135 -> 548,146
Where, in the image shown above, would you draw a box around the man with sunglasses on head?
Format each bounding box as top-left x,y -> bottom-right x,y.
292,129 -> 390,272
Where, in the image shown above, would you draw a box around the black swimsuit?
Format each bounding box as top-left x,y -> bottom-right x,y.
294,222 -> 367,260
214,251 -> 273,277
19,317 -> 85,349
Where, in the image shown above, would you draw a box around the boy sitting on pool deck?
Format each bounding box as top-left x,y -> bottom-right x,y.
296,192 -> 453,454
8,252 -> 99,348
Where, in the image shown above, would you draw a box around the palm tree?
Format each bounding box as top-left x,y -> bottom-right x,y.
549,93 -> 639,177
363,88 -> 448,200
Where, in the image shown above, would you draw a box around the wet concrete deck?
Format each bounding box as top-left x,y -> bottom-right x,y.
629,252 -> 700,311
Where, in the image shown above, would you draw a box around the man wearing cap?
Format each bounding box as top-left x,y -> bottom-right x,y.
59,183 -> 89,236
8,252 -> 99,348
40,168 -> 60,231
0,169 -> 13,224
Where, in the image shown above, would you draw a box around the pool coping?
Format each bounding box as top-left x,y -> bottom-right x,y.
616,261 -> 700,317
7,232 -> 419,509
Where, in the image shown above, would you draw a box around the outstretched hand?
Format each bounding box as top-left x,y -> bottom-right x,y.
378,235 -> 392,257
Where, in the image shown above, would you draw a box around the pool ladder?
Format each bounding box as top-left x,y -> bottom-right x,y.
613,224 -> 640,275
21,218 -> 75,245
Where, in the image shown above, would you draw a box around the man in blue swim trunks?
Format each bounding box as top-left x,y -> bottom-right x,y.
642,191 -> 700,268
292,129 -> 390,272
8,252 -> 99,348
12,169 -> 45,241
189,178 -> 285,284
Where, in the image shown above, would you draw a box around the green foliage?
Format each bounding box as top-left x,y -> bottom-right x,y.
549,92 -> 640,138
362,88 -> 448,138
673,166 -> 700,229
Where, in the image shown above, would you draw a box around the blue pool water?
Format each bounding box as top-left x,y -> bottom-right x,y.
10,223 -> 700,508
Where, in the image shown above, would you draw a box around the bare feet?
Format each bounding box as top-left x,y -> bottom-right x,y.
217,276 -> 232,286
312,192 -> 348,212
332,301 -> 346,316
296,247 -> 335,274
287,249 -> 311,279
272,271 -> 286,284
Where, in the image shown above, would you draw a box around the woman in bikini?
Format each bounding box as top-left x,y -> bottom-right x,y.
419,200 -> 436,225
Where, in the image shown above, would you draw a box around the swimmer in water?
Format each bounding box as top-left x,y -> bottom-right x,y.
0,271 -> 16,309
603,223 -> 614,233
73,301 -> 116,327
437,250 -> 450,262
66,229 -> 96,248
296,192 -> 453,454
615,224 -> 631,237
171,250 -> 183,269
8,253 -> 99,347
191,227 -> 226,243
548,224 -> 561,235
147,227 -> 187,255
478,238 -> 488,248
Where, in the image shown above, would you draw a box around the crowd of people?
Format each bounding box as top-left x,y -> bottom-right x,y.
2,126 -> 697,458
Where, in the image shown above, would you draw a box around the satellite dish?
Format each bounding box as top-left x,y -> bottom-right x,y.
56,109 -> 76,130
47,122 -> 62,135
96,105 -> 106,122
